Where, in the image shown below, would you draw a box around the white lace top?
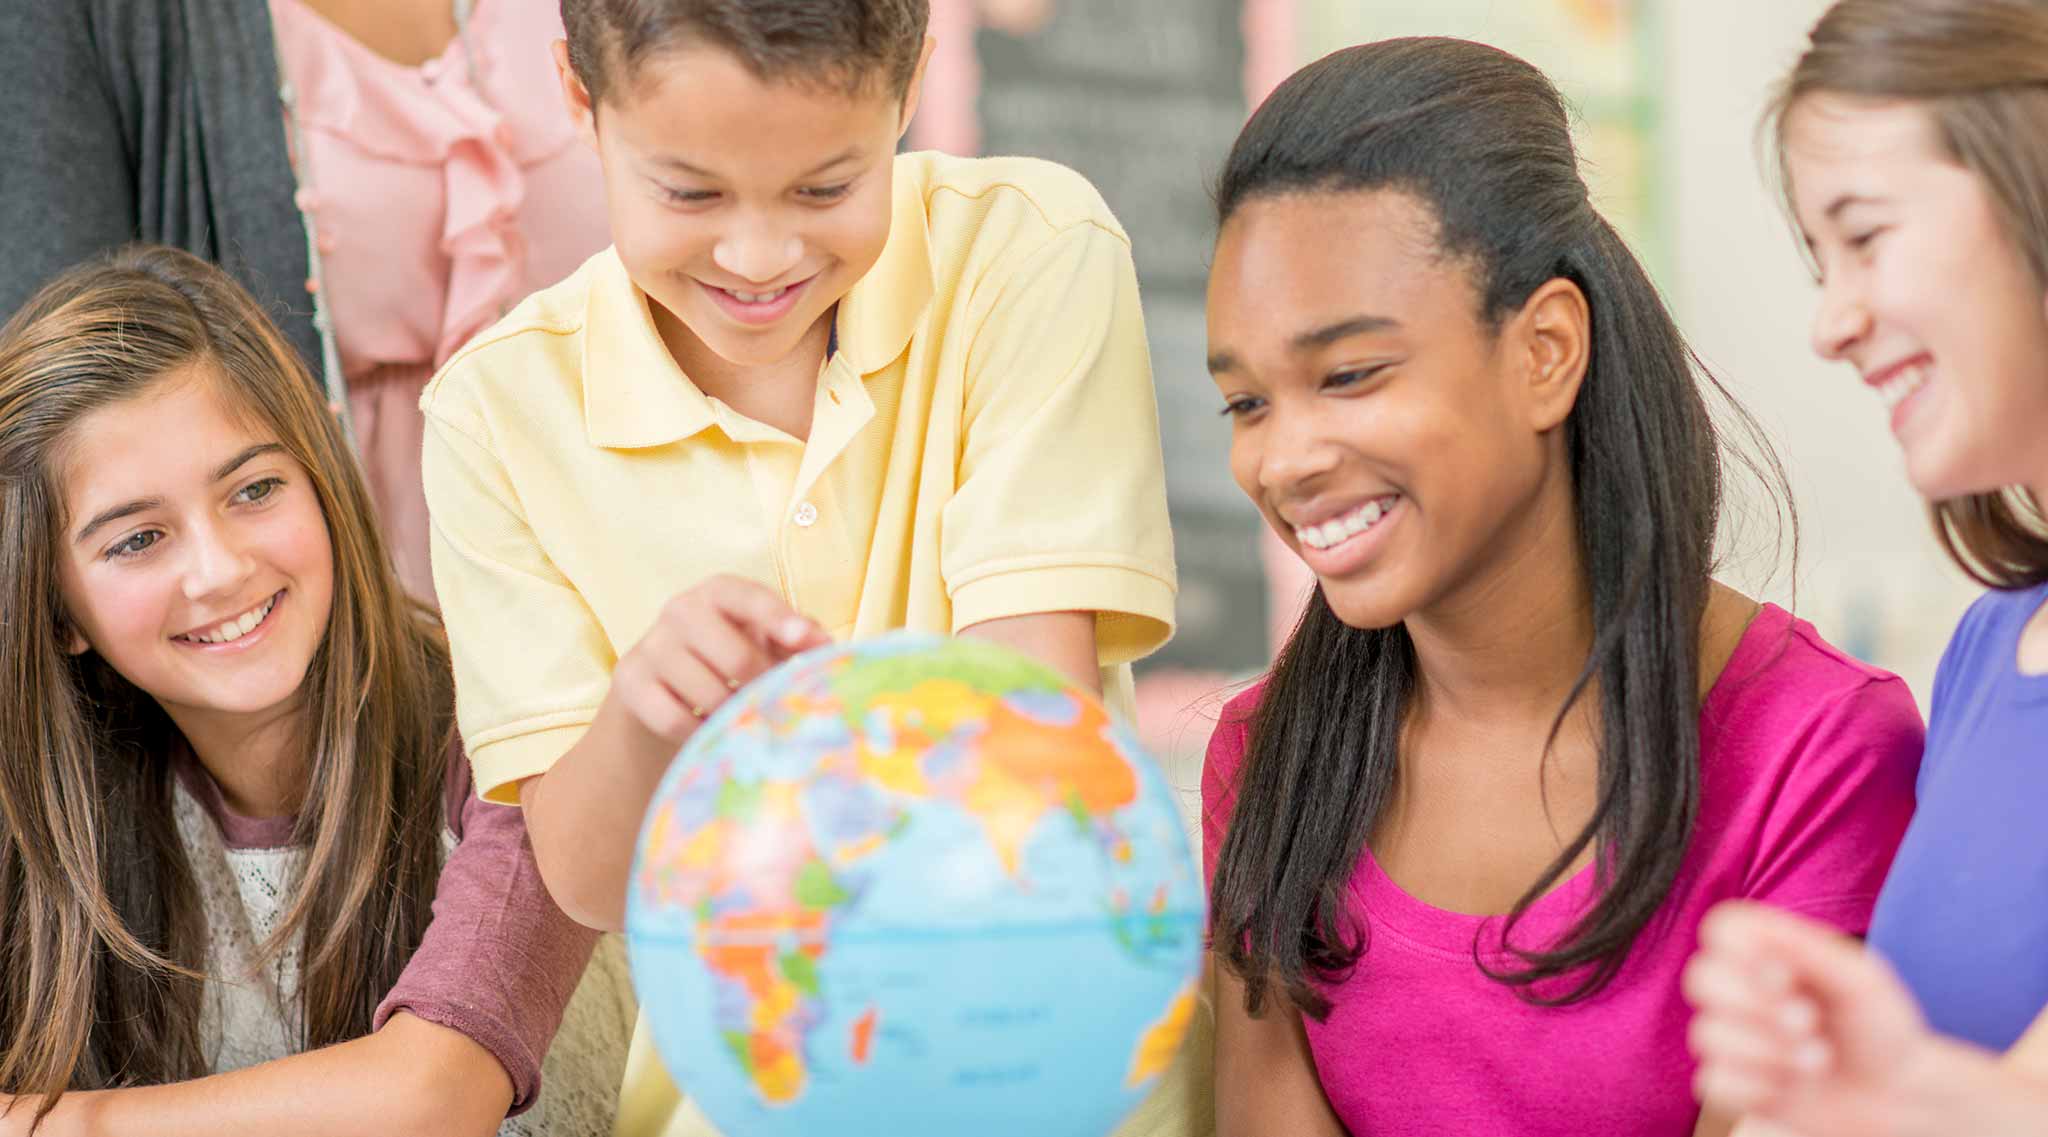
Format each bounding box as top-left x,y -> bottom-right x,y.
170,776 -> 635,1135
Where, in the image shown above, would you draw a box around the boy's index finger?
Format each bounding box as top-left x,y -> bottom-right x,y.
699,576 -> 827,650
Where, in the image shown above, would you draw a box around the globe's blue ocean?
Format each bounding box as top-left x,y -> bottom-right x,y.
627,633 -> 1204,1137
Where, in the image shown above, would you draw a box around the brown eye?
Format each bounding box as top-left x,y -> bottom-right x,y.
1324,364 -> 1391,391
662,186 -> 718,206
234,476 -> 284,505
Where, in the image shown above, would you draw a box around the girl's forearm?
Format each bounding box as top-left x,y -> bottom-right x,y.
21,1013 -> 510,1137
1886,1036 -> 2048,1137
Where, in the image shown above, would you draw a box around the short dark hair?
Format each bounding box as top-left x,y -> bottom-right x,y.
562,0 -> 929,105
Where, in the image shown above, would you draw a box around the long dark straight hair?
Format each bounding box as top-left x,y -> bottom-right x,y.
1767,0 -> 2048,590
1208,38 -> 1779,1017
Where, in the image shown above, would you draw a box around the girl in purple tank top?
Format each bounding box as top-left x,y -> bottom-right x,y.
1201,40 -> 1922,1137
1685,2 -> 2048,1132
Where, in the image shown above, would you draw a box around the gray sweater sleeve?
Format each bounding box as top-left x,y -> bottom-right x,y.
0,1 -> 320,370
0,2 -> 139,318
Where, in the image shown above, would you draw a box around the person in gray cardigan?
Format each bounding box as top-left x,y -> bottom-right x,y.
0,1 -> 321,371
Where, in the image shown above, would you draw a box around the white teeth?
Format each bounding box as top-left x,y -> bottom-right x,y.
1295,497 -> 1399,551
728,286 -> 787,304
183,595 -> 276,645
1878,362 -> 1930,411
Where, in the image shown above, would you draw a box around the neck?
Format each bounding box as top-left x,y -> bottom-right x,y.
293,0 -> 462,69
655,304 -> 834,442
1405,471 -> 1595,730
166,698 -> 307,819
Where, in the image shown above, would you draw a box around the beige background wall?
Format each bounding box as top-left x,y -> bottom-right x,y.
1661,0 -> 1976,702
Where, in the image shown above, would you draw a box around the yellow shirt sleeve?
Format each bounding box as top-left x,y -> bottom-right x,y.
942,219 -> 1178,666
421,397 -> 615,804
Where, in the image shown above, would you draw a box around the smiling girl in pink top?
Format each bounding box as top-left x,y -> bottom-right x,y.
1199,40 -> 1923,1137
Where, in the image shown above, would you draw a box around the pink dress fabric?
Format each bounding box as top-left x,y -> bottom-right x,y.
270,0 -> 609,598
1201,605 -> 1925,1135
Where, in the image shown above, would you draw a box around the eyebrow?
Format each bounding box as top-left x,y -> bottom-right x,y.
73,443 -> 286,545
1824,192 -> 1886,222
652,146 -> 865,181
1207,314 -> 1402,375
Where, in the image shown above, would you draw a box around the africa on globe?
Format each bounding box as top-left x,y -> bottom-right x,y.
626,631 -> 1204,1137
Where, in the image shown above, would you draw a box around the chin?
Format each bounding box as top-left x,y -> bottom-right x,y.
711,332 -> 808,367
1319,583 -> 1412,633
1901,444 -> 1985,504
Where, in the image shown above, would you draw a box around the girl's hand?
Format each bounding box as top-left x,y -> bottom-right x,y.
609,575 -> 831,746
1682,901 -> 1934,1134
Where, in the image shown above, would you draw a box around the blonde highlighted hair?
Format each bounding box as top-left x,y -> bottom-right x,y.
0,247 -> 454,1121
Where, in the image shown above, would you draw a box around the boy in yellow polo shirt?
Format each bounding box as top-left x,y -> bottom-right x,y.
418,1 -> 1197,1133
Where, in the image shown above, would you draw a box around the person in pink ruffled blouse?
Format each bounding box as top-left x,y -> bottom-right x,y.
272,0 -> 610,598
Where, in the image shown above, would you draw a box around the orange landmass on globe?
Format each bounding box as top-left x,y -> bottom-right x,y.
960,697 -> 1138,874
700,908 -> 830,1103
1125,983 -> 1197,1088
850,1006 -> 879,1065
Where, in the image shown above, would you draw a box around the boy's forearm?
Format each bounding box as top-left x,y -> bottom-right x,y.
520,699 -> 679,933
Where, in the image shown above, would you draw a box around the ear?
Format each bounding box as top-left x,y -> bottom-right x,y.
554,39 -> 599,150
896,34 -> 939,142
1512,277 -> 1592,434
61,618 -> 89,656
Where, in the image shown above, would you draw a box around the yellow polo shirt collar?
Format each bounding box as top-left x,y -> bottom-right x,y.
579,172 -> 937,451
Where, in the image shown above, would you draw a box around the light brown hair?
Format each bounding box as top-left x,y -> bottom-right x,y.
1768,0 -> 2048,589
0,247 -> 454,1123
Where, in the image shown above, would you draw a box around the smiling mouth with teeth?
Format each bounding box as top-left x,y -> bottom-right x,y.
1875,361 -> 1930,411
174,592 -> 280,646
1294,495 -> 1401,551
725,286 -> 788,304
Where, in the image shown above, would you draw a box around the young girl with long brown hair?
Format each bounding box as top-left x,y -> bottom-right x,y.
1685,2 -> 2048,1130
0,246 -> 630,1136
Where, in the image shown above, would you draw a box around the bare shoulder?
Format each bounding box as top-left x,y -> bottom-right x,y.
1697,581 -> 1763,698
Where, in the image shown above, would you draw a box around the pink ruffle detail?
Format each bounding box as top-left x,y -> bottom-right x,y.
269,0 -> 581,365
431,77 -> 529,364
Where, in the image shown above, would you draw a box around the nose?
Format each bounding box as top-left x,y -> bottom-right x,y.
1810,271 -> 1871,362
180,518 -> 255,605
712,211 -> 804,285
1254,399 -> 1341,500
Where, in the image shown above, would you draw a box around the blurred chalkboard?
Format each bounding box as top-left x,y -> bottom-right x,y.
977,0 -> 1269,674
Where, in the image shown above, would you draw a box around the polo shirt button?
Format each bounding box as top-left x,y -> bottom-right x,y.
793,502 -> 819,528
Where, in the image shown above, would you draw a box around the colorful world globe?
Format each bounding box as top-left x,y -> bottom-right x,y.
626,631 -> 1204,1137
